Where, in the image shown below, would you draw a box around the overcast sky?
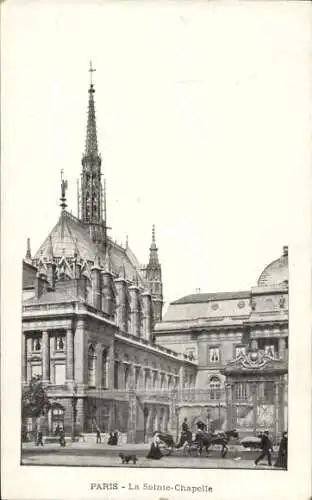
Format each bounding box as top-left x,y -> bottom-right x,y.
2,1 -> 311,308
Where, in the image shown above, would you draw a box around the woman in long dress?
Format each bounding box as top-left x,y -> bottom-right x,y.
274,431 -> 288,469
146,433 -> 163,460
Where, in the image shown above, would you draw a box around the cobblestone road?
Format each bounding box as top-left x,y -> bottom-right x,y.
22,445 -> 280,470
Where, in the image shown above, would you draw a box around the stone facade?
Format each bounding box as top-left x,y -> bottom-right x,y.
155,247 -> 289,441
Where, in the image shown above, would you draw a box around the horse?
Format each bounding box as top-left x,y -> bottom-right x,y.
194,429 -> 239,457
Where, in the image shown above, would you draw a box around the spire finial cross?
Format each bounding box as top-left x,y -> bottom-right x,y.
89,60 -> 96,86
60,169 -> 68,210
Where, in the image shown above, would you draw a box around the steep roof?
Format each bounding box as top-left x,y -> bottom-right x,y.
33,210 -> 144,283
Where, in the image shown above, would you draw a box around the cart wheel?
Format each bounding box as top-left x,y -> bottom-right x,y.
189,445 -> 200,457
159,442 -> 172,456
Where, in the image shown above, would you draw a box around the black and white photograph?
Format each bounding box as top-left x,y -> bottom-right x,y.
2,1 -> 311,499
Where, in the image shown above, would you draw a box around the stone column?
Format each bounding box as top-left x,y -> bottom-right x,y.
273,381 -> 279,442
91,266 -> 101,311
278,338 -> 286,360
48,408 -> 52,436
118,362 -> 124,389
75,398 -> 85,434
66,328 -> 74,383
251,382 -> 258,435
225,383 -> 234,429
74,318 -> 86,386
42,331 -> 50,384
94,345 -> 103,389
26,337 -> 32,381
278,381 -> 285,435
168,389 -> 178,437
145,407 -> 151,442
129,364 -> 136,390
107,343 -> 114,389
115,278 -> 128,332
178,365 -> 184,397
21,333 -> 27,384
129,284 -> 140,337
156,408 -> 161,431
127,389 -> 137,444
142,291 -> 152,342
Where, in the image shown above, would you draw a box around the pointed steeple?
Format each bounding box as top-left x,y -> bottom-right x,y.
84,61 -> 98,156
148,224 -> 159,265
81,62 -> 103,228
25,238 -> 32,261
145,224 -> 163,323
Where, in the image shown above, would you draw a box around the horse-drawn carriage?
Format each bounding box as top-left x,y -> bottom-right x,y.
154,429 -> 239,458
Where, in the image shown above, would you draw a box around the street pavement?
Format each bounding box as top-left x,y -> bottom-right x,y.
21,442 -> 282,470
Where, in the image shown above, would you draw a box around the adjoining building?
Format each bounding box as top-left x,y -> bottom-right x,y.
21,68 -> 288,444
155,247 -> 288,440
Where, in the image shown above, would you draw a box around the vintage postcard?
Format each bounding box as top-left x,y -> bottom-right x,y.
1,1 -> 311,499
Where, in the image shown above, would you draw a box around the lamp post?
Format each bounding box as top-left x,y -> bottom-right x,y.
143,406 -> 149,443
206,407 -> 210,432
71,384 -> 77,442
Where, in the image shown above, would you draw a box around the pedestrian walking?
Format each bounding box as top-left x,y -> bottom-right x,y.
36,430 -> 44,447
59,429 -> 66,448
177,418 -> 191,447
274,431 -> 287,469
255,430 -> 273,466
107,431 -> 114,445
96,429 -> 101,444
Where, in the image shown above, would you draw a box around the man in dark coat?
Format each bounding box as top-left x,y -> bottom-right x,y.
36,430 -> 44,447
255,430 -> 273,466
177,418 -> 191,447
59,429 -> 66,448
96,429 -> 101,444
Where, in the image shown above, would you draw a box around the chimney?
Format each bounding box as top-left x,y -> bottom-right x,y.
283,246 -> 288,257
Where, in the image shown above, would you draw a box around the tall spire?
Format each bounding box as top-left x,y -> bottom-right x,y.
84,61 -> 98,156
145,224 -> 163,322
148,224 -> 159,265
80,62 -> 104,233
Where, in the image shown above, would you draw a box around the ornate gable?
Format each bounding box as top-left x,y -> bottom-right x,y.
222,350 -> 287,375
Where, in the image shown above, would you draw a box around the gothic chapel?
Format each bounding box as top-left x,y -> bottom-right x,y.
21,66 -> 196,443
22,66 -> 288,444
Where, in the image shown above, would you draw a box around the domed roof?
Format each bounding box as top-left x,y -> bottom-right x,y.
257,246 -> 288,287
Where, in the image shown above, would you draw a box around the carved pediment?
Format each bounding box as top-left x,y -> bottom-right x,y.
223,350 -> 287,374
